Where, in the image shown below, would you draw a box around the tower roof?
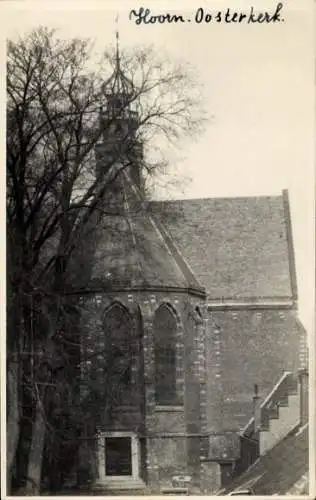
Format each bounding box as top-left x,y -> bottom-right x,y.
102,30 -> 135,98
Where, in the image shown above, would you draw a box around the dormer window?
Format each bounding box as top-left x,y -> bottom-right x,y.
114,98 -> 122,110
115,122 -> 123,134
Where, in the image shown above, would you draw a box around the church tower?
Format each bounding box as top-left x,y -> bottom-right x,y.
95,31 -> 144,193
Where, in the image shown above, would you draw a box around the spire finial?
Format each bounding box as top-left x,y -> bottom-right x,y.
115,13 -> 120,66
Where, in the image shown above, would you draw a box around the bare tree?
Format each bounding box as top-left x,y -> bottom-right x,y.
7,26 -> 205,494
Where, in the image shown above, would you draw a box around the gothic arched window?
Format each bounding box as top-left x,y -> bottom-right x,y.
154,304 -> 177,405
103,303 -> 132,400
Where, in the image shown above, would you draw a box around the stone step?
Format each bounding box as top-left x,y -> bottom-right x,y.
55,487 -> 149,496
90,489 -> 149,496
92,478 -> 147,492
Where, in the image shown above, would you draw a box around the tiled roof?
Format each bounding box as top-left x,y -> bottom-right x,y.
90,210 -> 199,289
150,193 -> 294,299
70,181 -> 295,300
69,180 -> 202,292
219,424 -> 309,495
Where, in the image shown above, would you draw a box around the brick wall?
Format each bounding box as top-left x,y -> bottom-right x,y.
205,308 -> 301,432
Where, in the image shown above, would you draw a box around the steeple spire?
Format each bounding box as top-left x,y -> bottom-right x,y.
102,14 -> 134,99
115,14 -> 120,71
96,13 -> 144,190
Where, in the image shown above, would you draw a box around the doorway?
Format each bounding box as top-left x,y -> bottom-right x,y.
105,436 -> 132,476
97,432 -> 140,482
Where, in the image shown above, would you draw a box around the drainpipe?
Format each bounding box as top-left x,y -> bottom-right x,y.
298,369 -> 308,425
253,384 -> 261,434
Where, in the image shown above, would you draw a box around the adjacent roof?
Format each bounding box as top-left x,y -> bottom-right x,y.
219,424 -> 309,495
150,193 -> 295,299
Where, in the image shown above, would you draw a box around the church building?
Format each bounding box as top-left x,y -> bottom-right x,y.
71,39 -> 306,494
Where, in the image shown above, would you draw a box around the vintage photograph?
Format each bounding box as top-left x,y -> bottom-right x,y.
4,0 -> 314,497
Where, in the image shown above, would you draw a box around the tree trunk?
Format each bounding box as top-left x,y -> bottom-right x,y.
24,400 -> 46,495
7,357 -> 20,491
24,306 -> 58,495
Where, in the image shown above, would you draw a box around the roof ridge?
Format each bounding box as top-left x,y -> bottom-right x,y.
150,193 -> 285,203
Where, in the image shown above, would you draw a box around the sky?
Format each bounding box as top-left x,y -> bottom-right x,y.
2,0 -> 315,334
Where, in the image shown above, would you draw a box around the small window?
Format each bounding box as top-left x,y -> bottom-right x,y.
195,306 -> 202,317
113,98 -> 122,110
